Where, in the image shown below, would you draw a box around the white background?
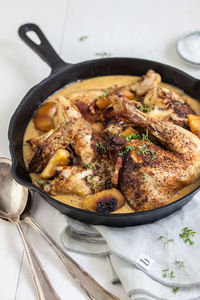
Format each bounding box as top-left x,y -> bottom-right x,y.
0,0 -> 200,299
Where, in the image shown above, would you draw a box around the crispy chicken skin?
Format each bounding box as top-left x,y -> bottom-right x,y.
30,96 -> 113,197
111,94 -> 200,211
130,70 -> 161,96
144,87 -> 196,127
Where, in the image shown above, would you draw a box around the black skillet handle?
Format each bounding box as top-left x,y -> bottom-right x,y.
18,23 -> 70,72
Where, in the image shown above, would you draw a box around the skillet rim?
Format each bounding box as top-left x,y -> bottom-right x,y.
8,56 -> 200,222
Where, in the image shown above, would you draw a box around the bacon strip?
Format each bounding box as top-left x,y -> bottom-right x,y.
112,156 -> 123,185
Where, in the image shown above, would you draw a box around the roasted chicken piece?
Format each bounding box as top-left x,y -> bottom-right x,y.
143,87 -> 196,127
130,70 -> 161,96
110,93 -> 200,211
29,96 -> 114,197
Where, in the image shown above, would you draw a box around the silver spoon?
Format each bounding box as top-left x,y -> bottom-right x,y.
0,158 -> 119,300
0,157 -> 60,300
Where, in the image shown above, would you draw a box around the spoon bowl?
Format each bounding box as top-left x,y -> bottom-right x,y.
0,158 -> 28,221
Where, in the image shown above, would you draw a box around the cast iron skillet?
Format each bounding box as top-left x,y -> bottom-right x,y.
8,23 -> 200,226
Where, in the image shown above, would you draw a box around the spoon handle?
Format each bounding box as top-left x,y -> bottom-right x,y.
24,216 -> 119,300
15,222 -> 60,300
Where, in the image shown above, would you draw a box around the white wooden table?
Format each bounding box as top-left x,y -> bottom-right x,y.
0,1 -> 200,299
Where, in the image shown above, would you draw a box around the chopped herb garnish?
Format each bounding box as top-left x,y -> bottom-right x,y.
179,90 -> 185,96
120,133 -> 140,141
162,268 -> 176,279
158,236 -> 165,240
141,130 -> 152,143
84,163 -> 95,169
119,146 -> 135,156
179,227 -> 196,245
136,104 -> 151,112
172,287 -> 179,294
79,35 -> 88,42
170,271 -> 176,278
95,52 -> 112,58
175,260 -> 184,267
177,99 -> 184,104
95,142 -> 106,153
88,175 -> 99,192
104,88 -> 110,96
136,144 -> 149,155
65,121 -> 69,125
97,88 -> 110,100
37,180 -> 46,187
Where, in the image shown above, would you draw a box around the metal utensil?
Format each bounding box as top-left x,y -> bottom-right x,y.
0,157 -> 60,300
0,158 -> 119,300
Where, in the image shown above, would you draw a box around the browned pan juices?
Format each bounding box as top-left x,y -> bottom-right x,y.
23,75 -> 200,212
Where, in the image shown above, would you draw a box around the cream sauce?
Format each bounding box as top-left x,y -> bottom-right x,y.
23,75 -> 200,212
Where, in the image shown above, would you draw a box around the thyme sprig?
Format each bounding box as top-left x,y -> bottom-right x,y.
158,236 -> 174,246
37,180 -> 46,187
95,142 -> 106,153
136,104 -> 151,112
119,146 -> 135,156
174,260 -> 185,267
79,36 -> 88,41
172,287 -> 179,294
84,163 -> 95,169
119,133 -> 140,141
162,268 -> 176,279
179,227 -> 196,245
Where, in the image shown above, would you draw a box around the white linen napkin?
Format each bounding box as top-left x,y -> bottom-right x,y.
60,192 -> 200,300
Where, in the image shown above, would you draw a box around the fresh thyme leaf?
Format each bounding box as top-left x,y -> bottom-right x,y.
37,180 -> 46,187
158,236 -> 165,240
172,287 -> 179,294
65,121 -> 69,125
120,133 -> 140,141
179,227 -> 196,245
162,268 -> 169,272
170,271 -> 176,278
95,142 -> 106,153
84,163 -> 95,169
177,99 -> 184,104
95,52 -> 112,58
119,146 -> 135,156
175,260 -> 185,267
136,104 -> 151,112
79,35 -> 88,41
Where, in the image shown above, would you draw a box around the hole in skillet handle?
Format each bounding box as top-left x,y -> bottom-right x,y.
18,23 -> 70,73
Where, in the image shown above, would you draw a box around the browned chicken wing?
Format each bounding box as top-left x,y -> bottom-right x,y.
130,70 -> 161,96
